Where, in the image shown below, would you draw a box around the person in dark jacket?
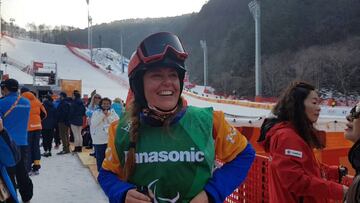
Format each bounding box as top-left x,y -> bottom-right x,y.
344,102 -> 360,203
68,91 -> 86,153
41,95 -> 57,157
56,92 -> 71,155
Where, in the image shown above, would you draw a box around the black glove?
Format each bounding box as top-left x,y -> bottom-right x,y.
136,186 -> 153,202
339,165 -> 348,183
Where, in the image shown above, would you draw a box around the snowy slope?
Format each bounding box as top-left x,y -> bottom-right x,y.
78,48 -> 129,75
0,64 -> 33,84
2,36 -> 128,99
1,36 -> 350,130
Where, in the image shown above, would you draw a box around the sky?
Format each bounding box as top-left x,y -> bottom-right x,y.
2,0 -> 208,29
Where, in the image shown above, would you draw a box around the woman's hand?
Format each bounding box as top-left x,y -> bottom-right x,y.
190,190 -> 209,203
125,189 -> 153,203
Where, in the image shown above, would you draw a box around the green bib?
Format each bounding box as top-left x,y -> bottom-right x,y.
115,106 -> 214,202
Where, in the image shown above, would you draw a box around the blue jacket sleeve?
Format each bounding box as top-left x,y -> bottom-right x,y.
204,143 -> 255,203
0,130 -> 19,167
98,168 -> 136,203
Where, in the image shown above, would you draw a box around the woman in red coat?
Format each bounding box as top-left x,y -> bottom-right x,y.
258,81 -> 347,203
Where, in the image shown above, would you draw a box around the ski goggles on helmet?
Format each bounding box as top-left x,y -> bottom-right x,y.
128,32 -> 188,76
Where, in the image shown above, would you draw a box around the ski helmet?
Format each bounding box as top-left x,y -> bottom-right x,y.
128,32 -> 188,108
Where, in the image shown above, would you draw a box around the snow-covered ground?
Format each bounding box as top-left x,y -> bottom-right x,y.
2,36 -> 129,99
29,147 -> 107,203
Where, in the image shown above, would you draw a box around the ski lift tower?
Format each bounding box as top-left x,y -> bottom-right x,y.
249,0 -> 262,98
200,40 -> 208,87
86,0 -> 93,63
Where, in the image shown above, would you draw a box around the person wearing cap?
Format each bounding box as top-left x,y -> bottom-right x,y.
344,102 -> 360,203
98,32 -> 255,203
20,87 -> 30,94
0,79 -> 33,202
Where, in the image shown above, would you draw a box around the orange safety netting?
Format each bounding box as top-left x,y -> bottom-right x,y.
223,154 -> 353,203
224,155 -> 269,203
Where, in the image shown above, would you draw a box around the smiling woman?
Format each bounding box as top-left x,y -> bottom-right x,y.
143,67 -> 181,111
97,32 -> 255,203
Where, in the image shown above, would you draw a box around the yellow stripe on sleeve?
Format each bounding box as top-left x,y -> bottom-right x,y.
213,111 -> 248,162
102,120 -> 124,180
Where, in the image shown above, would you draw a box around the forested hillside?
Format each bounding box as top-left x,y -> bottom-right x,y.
4,0 -> 360,98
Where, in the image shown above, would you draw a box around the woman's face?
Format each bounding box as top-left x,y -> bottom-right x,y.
345,104 -> 360,143
143,67 -> 180,111
304,90 -> 321,123
93,95 -> 101,105
101,100 -> 111,110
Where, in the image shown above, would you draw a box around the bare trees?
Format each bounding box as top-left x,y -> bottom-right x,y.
262,51 -> 295,96
262,36 -> 360,100
321,40 -> 360,104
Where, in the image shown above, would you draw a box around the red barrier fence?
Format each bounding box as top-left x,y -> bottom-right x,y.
224,155 -> 269,203
65,44 -> 101,69
224,155 -> 353,203
66,42 -> 89,49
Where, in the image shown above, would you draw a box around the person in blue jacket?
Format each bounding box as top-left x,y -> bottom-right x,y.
51,93 -> 62,149
0,117 -> 21,203
111,98 -> 124,118
0,79 -> 33,203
